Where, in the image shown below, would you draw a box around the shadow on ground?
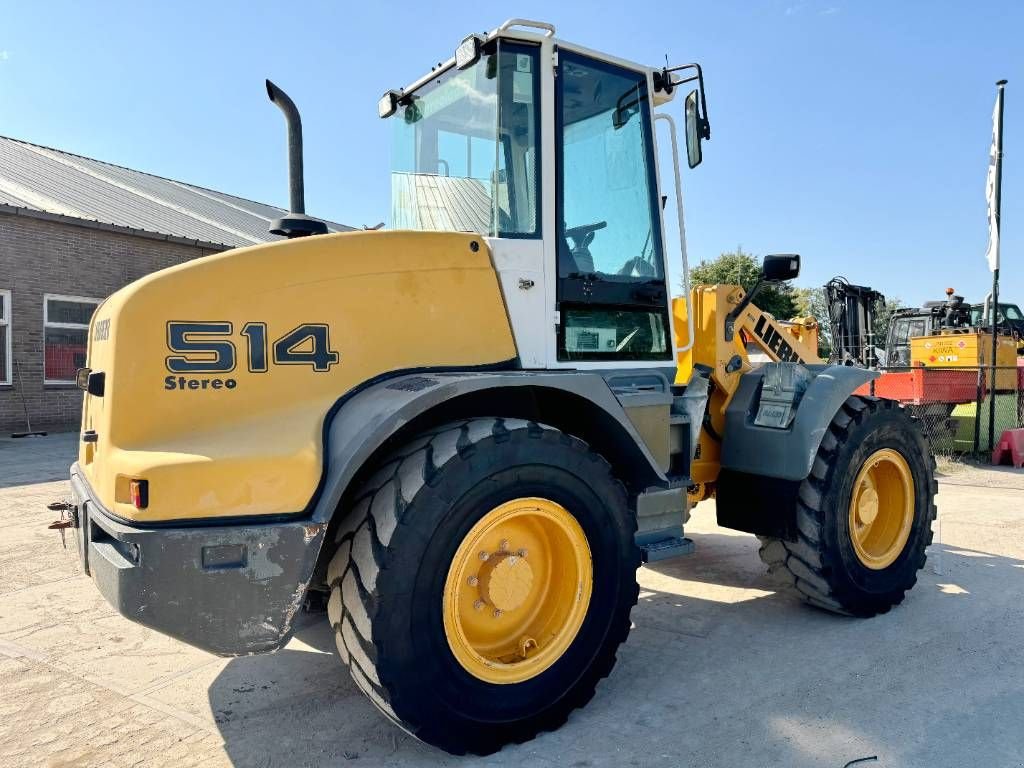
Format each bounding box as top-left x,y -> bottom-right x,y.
207,541 -> 1024,768
0,431 -> 77,488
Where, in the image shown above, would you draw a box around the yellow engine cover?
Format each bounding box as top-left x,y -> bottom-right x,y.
78,231 -> 516,523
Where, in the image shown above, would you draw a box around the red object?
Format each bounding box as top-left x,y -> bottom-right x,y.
853,368 -> 982,405
992,429 -> 1024,468
129,479 -> 149,509
45,342 -> 88,381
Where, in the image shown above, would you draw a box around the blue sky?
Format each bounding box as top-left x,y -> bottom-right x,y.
2,1 -> 1021,306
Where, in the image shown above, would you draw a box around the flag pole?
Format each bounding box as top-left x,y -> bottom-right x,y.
988,79 -> 1006,454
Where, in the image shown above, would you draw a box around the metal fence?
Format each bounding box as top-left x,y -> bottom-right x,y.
868,365 -> 1023,458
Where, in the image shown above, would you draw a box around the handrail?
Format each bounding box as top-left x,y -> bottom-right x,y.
654,113 -> 694,354
497,18 -> 556,37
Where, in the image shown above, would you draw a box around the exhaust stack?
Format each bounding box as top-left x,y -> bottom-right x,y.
265,79 -> 328,238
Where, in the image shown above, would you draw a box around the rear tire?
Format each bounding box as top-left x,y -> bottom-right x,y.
325,418 -> 639,755
757,396 -> 937,617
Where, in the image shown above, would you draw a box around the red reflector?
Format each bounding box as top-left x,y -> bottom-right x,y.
129,479 -> 149,510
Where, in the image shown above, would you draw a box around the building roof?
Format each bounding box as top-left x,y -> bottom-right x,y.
390,172 -> 491,234
0,135 -> 352,248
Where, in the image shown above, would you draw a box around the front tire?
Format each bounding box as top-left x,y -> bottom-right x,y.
758,396 -> 937,616
326,418 -> 639,755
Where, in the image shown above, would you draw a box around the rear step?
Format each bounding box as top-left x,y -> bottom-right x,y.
639,534 -> 695,563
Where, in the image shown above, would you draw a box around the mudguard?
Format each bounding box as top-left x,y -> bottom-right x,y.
309,370 -> 668,523
720,364 -> 879,482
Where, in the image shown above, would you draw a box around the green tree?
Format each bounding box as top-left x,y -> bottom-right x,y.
792,286 -> 832,359
688,247 -> 797,320
872,295 -> 903,351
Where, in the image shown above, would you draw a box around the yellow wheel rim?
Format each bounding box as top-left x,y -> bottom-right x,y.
442,497 -> 593,685
848,448 -> 915,570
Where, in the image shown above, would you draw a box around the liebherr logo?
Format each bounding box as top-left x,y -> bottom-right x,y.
750,314 -> 804,363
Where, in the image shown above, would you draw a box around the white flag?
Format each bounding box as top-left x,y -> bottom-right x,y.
985,93 -> 1001,272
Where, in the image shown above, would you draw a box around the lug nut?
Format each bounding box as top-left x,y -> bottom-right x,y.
493,609 -> 503,618
499,539 -> 509,551
478,551 -> 490,561
467,575 -> 479,587
473,600 -> 485,611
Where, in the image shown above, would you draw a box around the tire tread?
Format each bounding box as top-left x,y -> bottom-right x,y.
324,417 -> 638,754
756,396 -> 938,616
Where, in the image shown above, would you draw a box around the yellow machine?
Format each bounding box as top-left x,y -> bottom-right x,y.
885,288 -> 1019,391
673,284 -> 824,501
911,332 -> 1018,390
56,20 -> 936,755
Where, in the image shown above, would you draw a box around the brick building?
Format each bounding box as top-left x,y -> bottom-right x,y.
0,136 -> 350,433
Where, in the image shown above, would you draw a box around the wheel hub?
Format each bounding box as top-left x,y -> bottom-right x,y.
478,553 -> 534,612
848,448 -> 915,570
855,483 -> 880,526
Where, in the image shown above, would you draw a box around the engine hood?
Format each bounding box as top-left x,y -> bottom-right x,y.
78,230 -> 516,523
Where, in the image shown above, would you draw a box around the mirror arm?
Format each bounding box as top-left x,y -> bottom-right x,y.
662,62 -> 711,139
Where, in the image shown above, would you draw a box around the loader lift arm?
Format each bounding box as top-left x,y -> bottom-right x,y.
676,256 -> 826,504
735,304 -> 821,365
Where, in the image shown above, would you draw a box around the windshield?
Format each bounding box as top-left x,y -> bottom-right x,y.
558,54 -> 664,282
389,40 -> 540,237
971,303 -> 1024,324
554,51 -> 670,362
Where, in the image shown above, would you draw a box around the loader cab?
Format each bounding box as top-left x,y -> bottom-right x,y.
886,313 -> 931,368
382,20 -> 702,370
971,302 -> 1024,336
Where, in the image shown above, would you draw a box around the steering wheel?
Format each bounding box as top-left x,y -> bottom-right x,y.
617,256 -> 657,278
563,221 -> 607,274
565,221 -> 607,252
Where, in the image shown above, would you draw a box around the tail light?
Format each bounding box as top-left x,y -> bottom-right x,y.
129,479 -> 149,510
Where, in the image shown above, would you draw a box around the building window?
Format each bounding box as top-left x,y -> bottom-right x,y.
43,294 -> 100,384
0,289 -> 10,385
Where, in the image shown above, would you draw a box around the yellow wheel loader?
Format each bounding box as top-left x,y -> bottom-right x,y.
59,19 -> 936,755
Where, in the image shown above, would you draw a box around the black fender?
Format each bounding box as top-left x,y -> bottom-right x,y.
716,364 -> 879,540
720,364 -> 879,481
309,370 -> 669,525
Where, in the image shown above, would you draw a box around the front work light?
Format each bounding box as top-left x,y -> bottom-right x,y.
378,90 -> 400,119
455,34 -> 483,69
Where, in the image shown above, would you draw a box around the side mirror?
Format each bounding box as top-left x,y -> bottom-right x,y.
762,253 -> 801,282
684,90 -> 702,168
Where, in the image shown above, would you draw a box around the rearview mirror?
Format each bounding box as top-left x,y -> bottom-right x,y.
762,254 -> 801,282
684,90 -> 702,168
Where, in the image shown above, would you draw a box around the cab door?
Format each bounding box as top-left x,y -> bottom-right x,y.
552,51 -> 672,367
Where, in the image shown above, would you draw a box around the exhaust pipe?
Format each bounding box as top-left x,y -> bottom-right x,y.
265,79 -> 328,238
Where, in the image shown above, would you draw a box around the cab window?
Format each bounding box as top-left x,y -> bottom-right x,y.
556,51 -> 669,362
389,41 -> 541,238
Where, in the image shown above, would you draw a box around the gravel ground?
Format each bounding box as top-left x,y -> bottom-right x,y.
1,432 -> 1023,767
936,454 -> 1024,489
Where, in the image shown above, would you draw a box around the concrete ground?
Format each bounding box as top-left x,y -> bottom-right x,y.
2,433 -> 1023,768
